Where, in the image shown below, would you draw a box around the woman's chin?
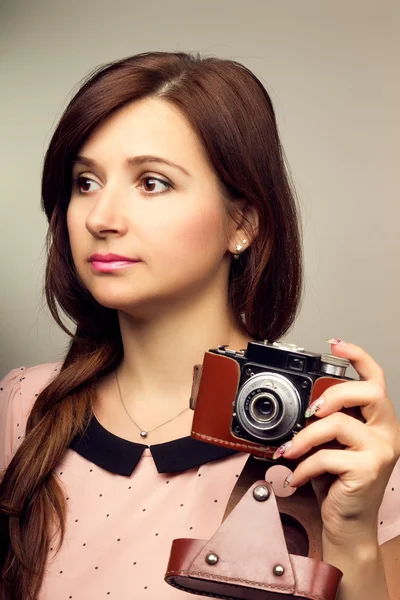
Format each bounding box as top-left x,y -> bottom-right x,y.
90,291 -> 158,316
93,296 -> 140,311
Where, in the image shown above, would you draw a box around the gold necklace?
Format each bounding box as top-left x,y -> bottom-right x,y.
114,370 -> 190,439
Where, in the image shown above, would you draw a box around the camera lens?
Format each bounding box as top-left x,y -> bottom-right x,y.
234,371 -> 302,442
250,394 -> 278,422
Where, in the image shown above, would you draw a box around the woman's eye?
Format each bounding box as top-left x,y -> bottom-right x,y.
140,176 -> 172,195
72,176 -> 100,194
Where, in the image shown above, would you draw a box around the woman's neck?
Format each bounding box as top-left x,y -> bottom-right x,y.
93,293 -> 254,444
115,294 -> 252,415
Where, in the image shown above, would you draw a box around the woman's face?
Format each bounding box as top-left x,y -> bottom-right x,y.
67,97 -> 238,315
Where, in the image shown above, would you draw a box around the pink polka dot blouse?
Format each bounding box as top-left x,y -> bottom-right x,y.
1,363 -> 399,599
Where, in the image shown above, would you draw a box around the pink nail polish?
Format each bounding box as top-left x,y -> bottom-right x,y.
283,474 -> 293,488
325,338 -> 346,346
304,397 -> 324,418
272,441 -> 292,460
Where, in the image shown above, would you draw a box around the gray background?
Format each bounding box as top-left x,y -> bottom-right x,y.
1,0 -> 399,414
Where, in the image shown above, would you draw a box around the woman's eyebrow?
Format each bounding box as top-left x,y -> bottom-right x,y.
72,154 -> 191,177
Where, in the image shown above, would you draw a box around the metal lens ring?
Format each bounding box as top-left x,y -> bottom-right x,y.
249,391 -> 279,423
235,371 -> 302,442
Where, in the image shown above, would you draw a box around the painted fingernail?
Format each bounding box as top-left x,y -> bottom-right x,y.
325,338 -> 346,346
283,474 -> 293,488
272,441 -> 292,460
304,397 -> 324,418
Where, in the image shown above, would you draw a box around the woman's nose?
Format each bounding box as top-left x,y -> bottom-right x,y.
85,185 -> 129,237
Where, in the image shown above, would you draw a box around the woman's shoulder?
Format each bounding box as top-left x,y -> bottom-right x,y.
0,361 -> 63,407
0,361 -> 62,471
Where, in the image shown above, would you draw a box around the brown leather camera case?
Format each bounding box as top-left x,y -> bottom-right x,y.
189,352 -> 352,460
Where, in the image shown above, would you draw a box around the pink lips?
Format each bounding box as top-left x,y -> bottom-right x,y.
89,253 -> 141,273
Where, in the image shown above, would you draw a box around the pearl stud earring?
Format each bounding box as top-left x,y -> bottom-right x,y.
233,239 -> 247,259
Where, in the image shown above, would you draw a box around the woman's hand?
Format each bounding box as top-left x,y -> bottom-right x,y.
275,339 -> 400,545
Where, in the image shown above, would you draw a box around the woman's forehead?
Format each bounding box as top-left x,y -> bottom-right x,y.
77,97 -> 208,171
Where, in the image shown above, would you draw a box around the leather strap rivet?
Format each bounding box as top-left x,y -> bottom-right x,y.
205,552 -> 219,565
253,485 -> 270,501
273,565 -> 285,576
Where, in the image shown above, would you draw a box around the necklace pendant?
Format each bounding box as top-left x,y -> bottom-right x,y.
140,431 -> 148,438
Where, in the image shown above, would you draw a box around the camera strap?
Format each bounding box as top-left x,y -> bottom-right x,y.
189,364 -> 203,410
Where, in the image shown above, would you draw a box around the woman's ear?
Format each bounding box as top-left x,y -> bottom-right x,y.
228,200 -> 259,252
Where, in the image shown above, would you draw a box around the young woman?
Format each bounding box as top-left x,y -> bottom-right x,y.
0,51 -> 399,600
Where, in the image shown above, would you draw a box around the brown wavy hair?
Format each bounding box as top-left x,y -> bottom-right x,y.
0,51 -> 303,599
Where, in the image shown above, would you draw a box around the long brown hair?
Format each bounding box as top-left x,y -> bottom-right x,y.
0,51 -> 303,599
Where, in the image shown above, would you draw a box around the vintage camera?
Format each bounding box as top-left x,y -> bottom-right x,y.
190,340 -> 360,459
166,342 -> 357,600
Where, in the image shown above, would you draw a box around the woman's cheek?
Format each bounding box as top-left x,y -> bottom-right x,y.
164,205 -> 225,253
147,208 -> 225,281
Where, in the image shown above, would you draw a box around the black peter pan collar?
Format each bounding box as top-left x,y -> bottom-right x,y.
69,415 -> 238,477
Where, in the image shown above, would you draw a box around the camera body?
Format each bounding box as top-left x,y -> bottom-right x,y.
190,341 -> 359,460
